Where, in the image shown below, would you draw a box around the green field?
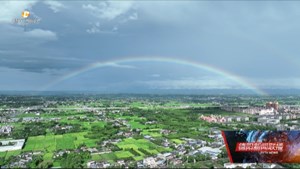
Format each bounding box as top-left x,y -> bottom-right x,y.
171,139 -> 185,144
114,151 -> 135,159
90,138 -> 171,162
141,129 -> 162,137
23,132 -> 99,159
0,150 -> 22,160
92,151 -> 136,162
43,153 -> 53,161
128,121 -> 146,129
130,102 -> 145,108
117,138 -> 171,155
92,152 -> 117,162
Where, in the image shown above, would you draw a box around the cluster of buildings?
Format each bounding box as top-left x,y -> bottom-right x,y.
138,134 -> 224,168
0,118 -> 19,123
266,101 -> 279,111
222,101 -> 280,116
200,115 -> 249,123
85,129 -> 224,168
188,146 -> 221,160
0,117 -> 63,123
87,161 -> 112,168
224,163 -> 283,168
1,151 -> 42,168
256,114 -> 300,130
138,153 -> 179,168
52,124 -> 74,132
220,101 -> 300,131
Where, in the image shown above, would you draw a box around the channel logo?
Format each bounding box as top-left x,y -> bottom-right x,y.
21,10 -> 30,18
13,10 -> 40,26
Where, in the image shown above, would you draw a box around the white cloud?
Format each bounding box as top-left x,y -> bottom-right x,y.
151,74 -> 161,78
86,22 -> 120,34
82,1 -> 136,20
86,22 -> 101,34
0,25 -> 57,48
112,26 -> 118,31
120,12 -> 138,23
44,1 -> 66,13
106,62 -> 136,69
129,12 -> 138,20
24,29 -> 57,40
82,1 -> 138,33
139,77 -> 240,90
0,1 -> 37,23
252,78 -> 300,89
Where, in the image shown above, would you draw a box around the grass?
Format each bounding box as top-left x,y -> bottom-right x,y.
52,161 -> 61,167
5,150 -> 21,160
98,152 -> 117,161
114,151 -> 134,159
130,102 -> 145,108
0,151 -> 7,158
43,153 -> 53,161
92,151 -> 135,162
117,138 -> 171,156
171,139 -> 185,144
56,135 -> 75,150
90,138 -> 171,162
142,129 -> 162,137
128,121 -> 146,129
92,154 -> 102,161
133,156 -> 143,161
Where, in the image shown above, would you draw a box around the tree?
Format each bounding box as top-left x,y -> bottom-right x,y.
38,161 -> 53,168
27,156 -> 43,168
61,153 -> 83,168
60,152 -> 91,168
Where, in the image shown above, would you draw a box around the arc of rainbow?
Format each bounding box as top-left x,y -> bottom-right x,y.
40,56 -> 267,95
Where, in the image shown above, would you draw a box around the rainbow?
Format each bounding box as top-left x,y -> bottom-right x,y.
40,56 -> 267,95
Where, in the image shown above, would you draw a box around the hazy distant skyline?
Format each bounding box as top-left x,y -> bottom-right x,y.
1,1 -> 300,94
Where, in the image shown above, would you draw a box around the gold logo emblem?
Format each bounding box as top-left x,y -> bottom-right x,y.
21,10 -> 30,18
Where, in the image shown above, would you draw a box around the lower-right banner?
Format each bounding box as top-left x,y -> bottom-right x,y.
222,130 -> 300,163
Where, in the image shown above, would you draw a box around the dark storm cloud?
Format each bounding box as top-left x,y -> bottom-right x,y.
0,55 -> 87,73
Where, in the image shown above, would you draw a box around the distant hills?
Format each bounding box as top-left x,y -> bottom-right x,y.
1,89 -> 300,95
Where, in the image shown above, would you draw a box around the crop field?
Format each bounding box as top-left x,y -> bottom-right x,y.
92,150 -> 137,162
114,151 -> 135,159
117,138 -> 171,155
128,121 -> 146,129
92,152 -> 117,162
130,102 -> 145,108
0,150 -> 22,160
171,139 -> 185,144
141,129 -> 162,137
23,132 -> 98,155
56,135 -> 75,150
91,138 -> 172,162
43,152 -> 54,161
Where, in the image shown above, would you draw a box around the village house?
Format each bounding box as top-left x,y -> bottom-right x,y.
143,157 -> 157,168
0,125 -> 13,135
87,161 -> 111,168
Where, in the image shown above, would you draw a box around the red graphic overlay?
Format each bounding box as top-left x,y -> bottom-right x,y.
222,131 -> 233,163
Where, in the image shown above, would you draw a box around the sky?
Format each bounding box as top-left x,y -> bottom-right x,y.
1,0 -> 300,94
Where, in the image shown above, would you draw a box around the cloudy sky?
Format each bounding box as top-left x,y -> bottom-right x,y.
1,0 -> 300,93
